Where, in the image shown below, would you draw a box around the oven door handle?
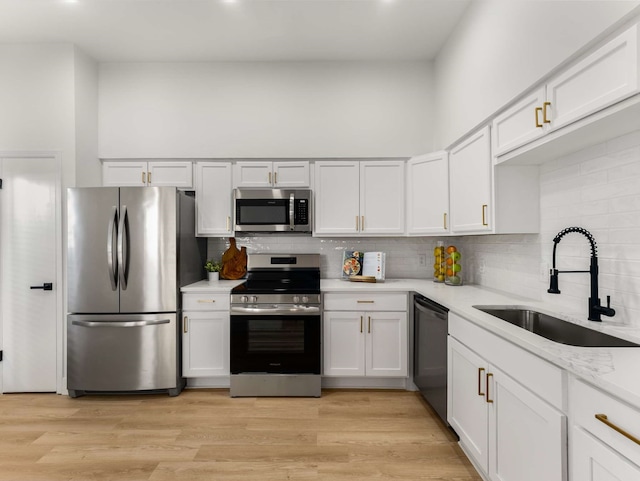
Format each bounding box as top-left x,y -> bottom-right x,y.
230,306 -> 320,316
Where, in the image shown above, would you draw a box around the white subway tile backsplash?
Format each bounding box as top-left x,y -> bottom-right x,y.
207,235 -> 439,280
204,129 -> 640,326
457,128 -> 640,327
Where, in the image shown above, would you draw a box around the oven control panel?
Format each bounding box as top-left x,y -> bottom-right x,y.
231,293 -> 321,307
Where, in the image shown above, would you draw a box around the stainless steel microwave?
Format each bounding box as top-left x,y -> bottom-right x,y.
234,189 -> 312,233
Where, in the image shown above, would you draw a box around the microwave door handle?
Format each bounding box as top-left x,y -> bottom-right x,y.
289,193 -> 295,231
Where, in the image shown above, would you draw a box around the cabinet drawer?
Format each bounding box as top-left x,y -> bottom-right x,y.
323,293 -> 407,311
183,293 -> 230,311
570,377 -> 640,467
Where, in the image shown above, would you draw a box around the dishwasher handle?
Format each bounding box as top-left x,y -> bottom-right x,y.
414,295 -> 448,319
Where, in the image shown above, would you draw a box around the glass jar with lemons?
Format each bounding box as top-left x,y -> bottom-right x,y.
433,241 -> 445,282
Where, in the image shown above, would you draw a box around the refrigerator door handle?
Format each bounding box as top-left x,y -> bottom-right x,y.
107,206 -> 118,291
71,318 -> 171,328
117,205 -> 128,291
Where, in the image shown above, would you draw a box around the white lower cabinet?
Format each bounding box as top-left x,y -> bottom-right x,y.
488,364 -> 566,481
448,337 -> 490,472
182,293 -> 230,377
448,313 -> 567,481
569,377 -> 640,481
572,428 -> 640,481
323,293 -> 408,377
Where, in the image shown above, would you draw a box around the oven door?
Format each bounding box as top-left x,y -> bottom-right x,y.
230,312 -> 321,375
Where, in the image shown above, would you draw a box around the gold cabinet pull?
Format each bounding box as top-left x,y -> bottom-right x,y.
361,216 -> 365,231
197,299 -> 216,303
486,372 -> 494,403
357,300 -> 374,304
268,171 -> 272,185
226,216 -> 230,232
183,316 -> 188,334
148,171 -> 151,184
356,216 -> 359,231
444,213 -> 447,230
535,107 -> 543,128
482,204 -> 488,226
360,315 -> 363,333
142,172 -> 146,184
595,414 -> 640,446
543,101 -> 551,124
368,316 -> 371,334
274,172 -> 277,185
478,367 -> 485,396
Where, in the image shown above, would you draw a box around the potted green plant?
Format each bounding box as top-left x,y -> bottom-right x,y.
204,259 -> 222,282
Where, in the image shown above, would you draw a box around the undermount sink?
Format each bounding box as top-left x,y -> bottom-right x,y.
473,306 -> 640,348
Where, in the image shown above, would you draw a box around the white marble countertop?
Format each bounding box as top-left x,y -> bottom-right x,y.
181,279 -> 245,293
181,277 -> 640,408
323,278 -> 640,408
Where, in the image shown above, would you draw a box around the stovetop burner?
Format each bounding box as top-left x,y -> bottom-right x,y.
231,253 -> 321,298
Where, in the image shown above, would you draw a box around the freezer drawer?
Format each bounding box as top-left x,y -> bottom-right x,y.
67,313 -> 179,395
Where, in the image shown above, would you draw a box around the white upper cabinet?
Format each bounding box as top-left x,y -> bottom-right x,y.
103,161 -> 193,188
359,161 -> 405,235
449,127 -> 492,234
273,162 -> 310,187
195,162 -> 233,236
547,23 -> 638,131
406,152 -> 449,235
492,88 -> 547,157
314,160 -> 405,236
449,126 -> 539,235
314,161 -> 360,235
494,23 -> 640,161
233,161 -> 309,188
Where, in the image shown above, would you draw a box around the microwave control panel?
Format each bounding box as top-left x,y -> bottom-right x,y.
295,199 -> 309,225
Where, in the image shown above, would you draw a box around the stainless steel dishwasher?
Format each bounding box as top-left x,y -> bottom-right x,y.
413,294 -> 449,424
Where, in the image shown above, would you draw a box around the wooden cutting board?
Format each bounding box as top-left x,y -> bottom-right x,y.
348,275 -> 377,283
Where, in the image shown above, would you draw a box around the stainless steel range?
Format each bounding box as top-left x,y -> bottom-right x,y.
229,254 -> 321,397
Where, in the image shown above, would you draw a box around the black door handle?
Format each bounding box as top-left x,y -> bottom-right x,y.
30,283 -> 53,291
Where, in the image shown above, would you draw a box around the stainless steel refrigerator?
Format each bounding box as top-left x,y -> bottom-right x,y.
66,187 -> 206,397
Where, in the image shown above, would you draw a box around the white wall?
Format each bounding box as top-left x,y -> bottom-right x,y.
434,0 -> 640,148
0,44 -> 76,186
456,129 -> 640,328
73,48 -> 100,187
99,61 -> 435,159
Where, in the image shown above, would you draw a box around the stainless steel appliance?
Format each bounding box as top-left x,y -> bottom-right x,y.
66,187 -> 205,398
230,254 -> 321,397
234,189 -> 312,233
413,294 -> 449,424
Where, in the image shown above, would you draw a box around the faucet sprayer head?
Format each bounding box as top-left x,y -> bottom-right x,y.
552,227 -> 597,257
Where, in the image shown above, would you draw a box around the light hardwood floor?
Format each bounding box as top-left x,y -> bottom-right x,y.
0,389 -> 481,481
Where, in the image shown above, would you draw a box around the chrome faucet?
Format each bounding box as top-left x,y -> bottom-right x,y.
547,227 -> 615,322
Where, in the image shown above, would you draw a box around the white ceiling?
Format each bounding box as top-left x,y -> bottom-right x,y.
0,0 -> 471,62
